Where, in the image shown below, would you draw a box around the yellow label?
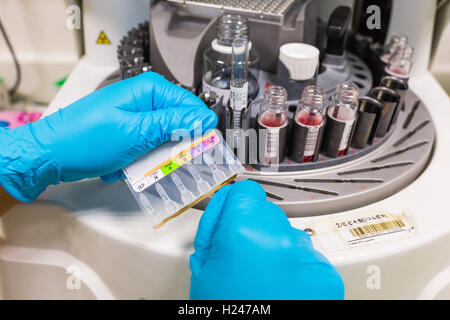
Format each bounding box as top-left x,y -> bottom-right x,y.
144,131 -> 216,177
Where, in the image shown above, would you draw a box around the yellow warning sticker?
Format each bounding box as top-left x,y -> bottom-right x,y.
96,31 -> 111,45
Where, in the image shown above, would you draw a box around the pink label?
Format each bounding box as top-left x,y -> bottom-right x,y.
0,111 -> 42,129
202,134 -> 220,149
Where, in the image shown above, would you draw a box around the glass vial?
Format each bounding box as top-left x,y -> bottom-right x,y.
295,85 -> 326,162
258,86 -> 288,164
230,37 -> 249,130
385,44 -> 414,80
202,14 -> 259,102
328,81 -> 359,156
380,34 -> 408,64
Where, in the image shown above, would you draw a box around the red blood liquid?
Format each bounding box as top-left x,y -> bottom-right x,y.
296,110 -> 323,162
260,110 -> 287,127
337,149 -> 346,157
387,67 -> 408,79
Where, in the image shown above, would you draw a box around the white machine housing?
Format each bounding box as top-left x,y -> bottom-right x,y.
1,0 -> 450,299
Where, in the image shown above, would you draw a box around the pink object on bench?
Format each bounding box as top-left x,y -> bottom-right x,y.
0,110 -> 42,129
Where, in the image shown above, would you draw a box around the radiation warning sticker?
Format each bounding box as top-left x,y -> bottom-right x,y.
96,31 -> 111,45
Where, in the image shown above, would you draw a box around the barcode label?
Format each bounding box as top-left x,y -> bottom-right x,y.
335,211 -> 415,247
349,219 -> 406,238
297,123 -> 322,157
265,129 -> 279,159
339,120 -> 354,151
300,209 -> 416,253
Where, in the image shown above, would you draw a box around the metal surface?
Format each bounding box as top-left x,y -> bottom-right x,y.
166,0 -> 298,23
150,0 -> 317,86
240,89 -> 435,217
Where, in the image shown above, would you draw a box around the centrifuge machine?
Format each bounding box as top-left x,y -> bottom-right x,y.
0,0 -> 449,299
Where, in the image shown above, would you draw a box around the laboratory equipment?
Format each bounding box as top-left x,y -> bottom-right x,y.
322,81 -> 359,158
371,140 -> 429,163
393,119 -> 430,147
289,85 -> 327,163
171,173 -> 195,204
229,38 -> 249,129
402,100 -> 420,129
351,96 -> 383,149
369,86 -> 400,137
123,129 -> 243,228
276,43 -> 320,100
4,0 -> 450,301
257,85 -> 289,165
148,0 -> 317,88
384,44 -> 414,81
202,15 -> 259,103
373,33 -> 408,83
380,76 -> 409,116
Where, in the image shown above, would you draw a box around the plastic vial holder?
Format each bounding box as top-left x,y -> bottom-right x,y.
123,129 -> 244,229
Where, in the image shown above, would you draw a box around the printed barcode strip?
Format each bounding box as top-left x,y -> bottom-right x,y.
349,219 -> 406,238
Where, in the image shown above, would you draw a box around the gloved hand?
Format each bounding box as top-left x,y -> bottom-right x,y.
190,180 -> 345,300
0,72 -> 217,203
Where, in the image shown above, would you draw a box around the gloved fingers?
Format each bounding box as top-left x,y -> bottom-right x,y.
190,185 -> 231,275
134,105 -> 217,151
291,227 -> 314,247
129,72 -> 207,112
218,180 -> 268,223
101,170 -> 125,183
223,180 -> 267,207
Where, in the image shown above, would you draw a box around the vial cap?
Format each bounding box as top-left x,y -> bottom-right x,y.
279,43 -> 319,81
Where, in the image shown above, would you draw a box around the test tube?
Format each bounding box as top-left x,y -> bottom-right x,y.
171,173 -> 195,204
327,81 -> 359,157
155,183 -> 179,215
203,153 -> 227,184
293,85 -> 327,162
187,163 -> 211,194
385,44 -> 414,80
257,86 -> 289,164
230,37 -> 249,130
380,34 -> 408,64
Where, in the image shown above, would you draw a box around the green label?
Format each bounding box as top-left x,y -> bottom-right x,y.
161,160 -> 179,175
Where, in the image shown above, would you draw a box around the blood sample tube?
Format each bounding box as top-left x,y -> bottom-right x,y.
380,34 -> 408,64
385,44 -> 414,81
327,81 -> 359,157
294,85 -> 326,162
257,85 -> 289,164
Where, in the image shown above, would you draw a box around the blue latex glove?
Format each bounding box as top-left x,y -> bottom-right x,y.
0,72 -> 217,203
190,180 -> 345,300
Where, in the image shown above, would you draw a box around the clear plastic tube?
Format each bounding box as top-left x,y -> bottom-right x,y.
186,163 -> 211,194
230,37 -> 249,129
295,85 -> 326,162
258,85 -> 288,164
171,173 -> 195,203
203,153 -> 227,184
155,183 -> 178,214
328,81 -> 359,156
138,193 -> 162,224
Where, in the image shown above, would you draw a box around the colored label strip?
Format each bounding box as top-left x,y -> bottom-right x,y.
132,132 -> 220,192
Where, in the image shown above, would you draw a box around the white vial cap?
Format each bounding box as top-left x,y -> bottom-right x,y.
279,43 -> 319,81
